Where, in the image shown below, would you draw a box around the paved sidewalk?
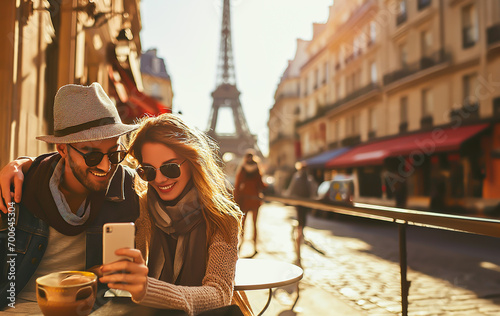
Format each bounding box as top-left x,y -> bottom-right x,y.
239,202 -> 364,316
240,201 -> 500,316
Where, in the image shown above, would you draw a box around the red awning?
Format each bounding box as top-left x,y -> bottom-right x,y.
326,124 -> 489,168
108,64 -> 171,123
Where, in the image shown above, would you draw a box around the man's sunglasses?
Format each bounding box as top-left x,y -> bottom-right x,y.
136,160 -> 186,182
68,144 -> 127,167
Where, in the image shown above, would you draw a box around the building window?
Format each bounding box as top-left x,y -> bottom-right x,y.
308,100 -> 316,118
354,36 -> 362,56
399,43 -> 408,68
462,4 -> 478,49
420,30 -> 432,57
462,73 -> 480,118
152,58 -> 161,74
314,69 -> 319,89
331,120 -> 338,141
353,115 -> 360,135
418,0 -> 431,11
400,96 -> 408,132
458,73 -> 480,119
421,89 -> 433,128
346,74 -> 352,94
351,71 -> 358,92
346,115 -> 360,136
463,73 -> 478,104
369,108 -> 377,137
369,21 -> 377,45
422,88 -> 434,116
397,0 -> 407,26
329,120 -> 340,148
324,62 -> 328,84
357,69 -> 362,89
151,83 -> 162,100
294,105 -> 301,117
371,62 -> 377,83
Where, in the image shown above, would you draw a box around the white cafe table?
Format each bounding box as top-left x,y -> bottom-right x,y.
234,258 -> 303,315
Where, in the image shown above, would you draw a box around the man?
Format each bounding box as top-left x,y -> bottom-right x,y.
0,83 -> 140,309
285,162 -> 318,267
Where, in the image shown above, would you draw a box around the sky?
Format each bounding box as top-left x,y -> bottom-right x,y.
140,0 -> 333,156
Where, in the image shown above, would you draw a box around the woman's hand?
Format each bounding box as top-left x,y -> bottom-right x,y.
87,265 -> 103,278
0,158 -> 33,213
99,248 -> 149,302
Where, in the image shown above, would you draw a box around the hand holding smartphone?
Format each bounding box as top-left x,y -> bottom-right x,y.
103,222 -> 135,265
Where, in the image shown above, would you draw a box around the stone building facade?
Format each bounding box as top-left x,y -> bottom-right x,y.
268,0 -> 500,212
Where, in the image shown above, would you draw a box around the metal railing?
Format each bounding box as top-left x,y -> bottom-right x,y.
295,83 -> 381,129
383,49 -> 451,86
263,195 -> 500,316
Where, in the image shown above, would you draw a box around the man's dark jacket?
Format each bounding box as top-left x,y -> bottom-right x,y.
0,153 -> 139,308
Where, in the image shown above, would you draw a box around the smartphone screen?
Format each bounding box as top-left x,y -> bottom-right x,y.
102,222 -> 135,265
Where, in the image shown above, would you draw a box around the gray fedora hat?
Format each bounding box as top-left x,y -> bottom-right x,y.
37,82 -> 138,143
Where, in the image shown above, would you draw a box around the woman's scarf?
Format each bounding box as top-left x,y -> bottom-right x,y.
146,185 -> 207,285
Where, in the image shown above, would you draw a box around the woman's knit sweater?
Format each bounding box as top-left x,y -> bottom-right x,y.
134,201 -> 239,316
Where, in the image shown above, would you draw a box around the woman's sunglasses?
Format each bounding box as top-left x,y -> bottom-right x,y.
68,144 -> 128,167
136,160 -> 186,182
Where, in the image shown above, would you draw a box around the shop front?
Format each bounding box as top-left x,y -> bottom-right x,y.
325,123 -> 490,213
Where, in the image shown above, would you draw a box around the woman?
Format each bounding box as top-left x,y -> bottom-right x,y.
99,114 -> 249,315
233,151 -> 265,256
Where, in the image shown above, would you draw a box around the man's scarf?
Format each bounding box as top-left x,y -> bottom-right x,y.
22,153 -> 106,236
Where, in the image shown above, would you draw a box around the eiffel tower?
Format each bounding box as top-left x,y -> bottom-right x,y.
207,0 -> 261,165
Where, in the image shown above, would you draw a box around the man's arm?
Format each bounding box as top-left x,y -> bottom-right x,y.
0,158 -> 33,213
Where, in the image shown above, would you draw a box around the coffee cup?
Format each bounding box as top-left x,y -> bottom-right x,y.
36,271 -> 97,316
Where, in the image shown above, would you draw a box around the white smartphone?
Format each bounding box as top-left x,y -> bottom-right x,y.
102,222 -> 135,265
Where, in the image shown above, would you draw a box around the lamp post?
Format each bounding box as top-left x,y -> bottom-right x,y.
115,28 -> 133,63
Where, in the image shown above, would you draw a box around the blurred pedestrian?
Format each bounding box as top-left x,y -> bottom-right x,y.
430,171 -> 447,212
234,150 -> 266,257
286,162 -> 318,267
394,178 -> 408,208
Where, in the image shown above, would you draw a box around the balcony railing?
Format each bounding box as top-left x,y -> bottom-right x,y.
328,83 -> 380,110
275,92 -> 299,102
487,24 -> 500,46
449,102 -> 480,121
417,0 -> 431,10
269,132 -> 294,147
383,49 -> 451,86
399,121 -> 408,133
264,195 -> 500,316
368,130 -> 376,140
328,141 -> 340,150
341,135 -> 361,147
419,115 -> 433,129
296,83 -> 381,128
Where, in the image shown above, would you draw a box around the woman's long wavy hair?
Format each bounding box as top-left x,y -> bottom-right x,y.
127,114 -> 242,243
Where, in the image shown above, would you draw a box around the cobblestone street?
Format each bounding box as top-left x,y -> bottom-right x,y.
240,202 -> 500,316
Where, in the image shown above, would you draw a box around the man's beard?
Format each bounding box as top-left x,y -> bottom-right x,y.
67,154 -> 115,192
